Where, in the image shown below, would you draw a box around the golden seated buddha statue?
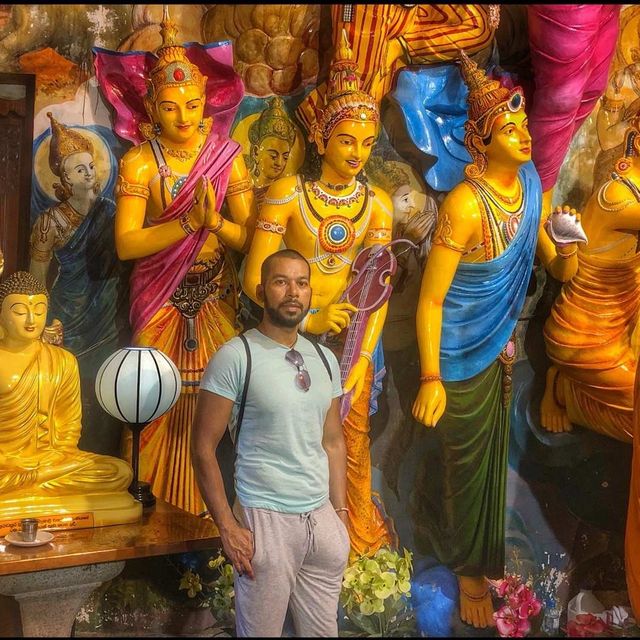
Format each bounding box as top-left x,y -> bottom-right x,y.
0,271 -> 141,527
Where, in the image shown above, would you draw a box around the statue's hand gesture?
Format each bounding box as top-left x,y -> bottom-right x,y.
404,205 -> 437,245
306,302 -> 357,336
344,354 -> 369,403
189,177 -> 208,230
544,205 -> 587,252
202,177 -> 223,233
412,379 -> 446,428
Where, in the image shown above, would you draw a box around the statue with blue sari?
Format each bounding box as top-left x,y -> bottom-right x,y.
29,113 -> 130,456
411,52 -> 584,629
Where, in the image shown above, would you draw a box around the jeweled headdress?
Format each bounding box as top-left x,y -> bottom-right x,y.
249,97 -> 296,147
140,9 -> 209,139
146,13 -> 207,104
459,50 -> 525,177
312,30 -> 379,142
47,112 -> 93,177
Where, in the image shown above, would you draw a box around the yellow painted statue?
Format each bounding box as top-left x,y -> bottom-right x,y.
0,271 -> 141,526
243,33 -> 395,560
245,96 -> 297,210
411,52 -> 583,628
110,17 -> 256,516
541,119 -> 640,443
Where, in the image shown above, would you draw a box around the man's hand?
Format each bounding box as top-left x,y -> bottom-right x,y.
412,380 -> 446,428
344,354 -> 370,403
306,302 -> 357,335
219,520 -> 255,580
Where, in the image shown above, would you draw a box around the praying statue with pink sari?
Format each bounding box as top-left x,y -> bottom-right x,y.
94,12 -> 256,516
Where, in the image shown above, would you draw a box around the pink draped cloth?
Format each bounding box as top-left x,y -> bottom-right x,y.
93,41 -> 243,147
527,5 -> 620,191
128,135 -> 241,337
93,39 -> 245,336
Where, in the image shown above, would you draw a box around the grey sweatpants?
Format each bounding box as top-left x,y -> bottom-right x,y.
234,500 -> 351,637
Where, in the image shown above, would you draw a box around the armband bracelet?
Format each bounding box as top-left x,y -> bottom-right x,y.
335,507 -> 349,514
30,246 -> 53,262
432,235 -> 466,254
179,213 -> 197,236
207,215 -> 224,234
557,246 -> 577,259
226,177 -> 252,197
116,175 -> 150,200
256,217 -> 287,235
360,350 -> 373,363
420,374 -> 442,384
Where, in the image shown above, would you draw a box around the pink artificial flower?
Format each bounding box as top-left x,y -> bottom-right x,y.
159,164 -> 172,178
494,605 -> 532,638
513,584 -> 543,620
566,613 -> 611,637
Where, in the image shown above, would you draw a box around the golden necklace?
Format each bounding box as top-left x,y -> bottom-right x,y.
159,141 -> 203,162
475,177 -> 522,206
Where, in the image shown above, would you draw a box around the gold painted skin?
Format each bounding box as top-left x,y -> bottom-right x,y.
0,287 -> 141,525
243,118 -> 393,400
116,83 -> 256,264
411,108 -> 579,629
541,141 -> 640,440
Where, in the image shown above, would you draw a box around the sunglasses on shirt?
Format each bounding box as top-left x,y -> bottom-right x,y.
285,348 -> 311,392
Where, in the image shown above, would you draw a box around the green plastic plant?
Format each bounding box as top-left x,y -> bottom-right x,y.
177,550 -> 235,632
340,546 -> 415,637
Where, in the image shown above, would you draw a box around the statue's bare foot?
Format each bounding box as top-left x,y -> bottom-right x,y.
457,575 -> 495,628
540,366 -> 572,433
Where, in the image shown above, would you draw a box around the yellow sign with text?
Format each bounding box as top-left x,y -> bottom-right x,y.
0,512 -> 94,537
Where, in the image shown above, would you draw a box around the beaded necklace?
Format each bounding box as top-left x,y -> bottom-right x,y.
466,177 -> 525,260
296,176 -> 373,274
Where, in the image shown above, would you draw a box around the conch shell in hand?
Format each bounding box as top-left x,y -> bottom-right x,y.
544,206 -> 588,246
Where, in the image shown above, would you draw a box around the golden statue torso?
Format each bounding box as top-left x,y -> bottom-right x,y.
120,141 -> 222,263
252,175 -> 392,311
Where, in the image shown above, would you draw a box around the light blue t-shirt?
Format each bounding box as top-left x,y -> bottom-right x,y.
200,328 -> 343,513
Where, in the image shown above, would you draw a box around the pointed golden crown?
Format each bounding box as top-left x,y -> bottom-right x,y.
459,50 -> 524,139
47,112 -> 93,177
313,30 -> 379,141
146,9 -> 207,103
249,97 -> 296,146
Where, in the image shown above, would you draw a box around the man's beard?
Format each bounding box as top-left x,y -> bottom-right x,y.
263,292 -> 309,328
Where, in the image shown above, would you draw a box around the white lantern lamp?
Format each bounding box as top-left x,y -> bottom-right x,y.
95,347 -> 181,507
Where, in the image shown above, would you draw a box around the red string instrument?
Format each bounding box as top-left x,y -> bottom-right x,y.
322,239 -> 417,421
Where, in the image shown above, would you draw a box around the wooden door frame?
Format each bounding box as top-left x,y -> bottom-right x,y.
0,71 -> 35,276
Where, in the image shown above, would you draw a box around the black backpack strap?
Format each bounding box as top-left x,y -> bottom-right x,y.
310,338 -> 333,381
234,333 -> 252,451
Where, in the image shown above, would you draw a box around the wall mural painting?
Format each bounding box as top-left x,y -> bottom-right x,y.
4,3 -> 640,638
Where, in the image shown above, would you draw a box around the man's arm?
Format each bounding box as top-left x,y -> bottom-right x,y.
191,389 -> 255,578
321,396 -> 348,527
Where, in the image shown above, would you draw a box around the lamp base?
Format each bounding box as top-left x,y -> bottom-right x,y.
128,481 -> 156,508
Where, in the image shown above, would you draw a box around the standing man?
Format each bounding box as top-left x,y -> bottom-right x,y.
191,249 -> 350,637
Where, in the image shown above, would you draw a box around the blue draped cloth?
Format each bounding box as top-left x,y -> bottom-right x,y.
390,64 -> 470,192
48,196 -> 130,371
389,60 -> 517,193
440,161 -> 542,382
